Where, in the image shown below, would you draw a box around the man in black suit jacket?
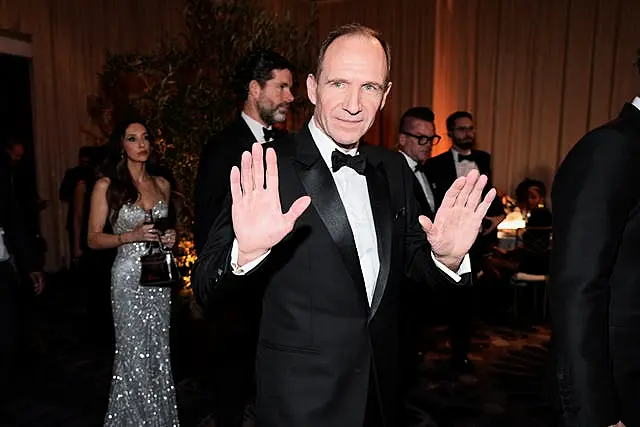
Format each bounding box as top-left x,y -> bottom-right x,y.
194,49 -> 294,427
550,95 -> 640,427
395,106 -> 440,417
397,106 -> 439,220
195,49 -> 294,253
193,24 -> 495,427
425,111 -> 505,373
426,111 -> 504,221
0,162 -> 44,418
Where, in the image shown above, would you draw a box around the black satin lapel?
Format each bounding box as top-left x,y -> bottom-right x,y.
413,174 -> 433,219
295,158 -> 369,309
447,151 -> 458,184
366,162 -> 393,321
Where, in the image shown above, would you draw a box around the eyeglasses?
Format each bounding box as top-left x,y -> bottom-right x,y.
453,126 -> 475,133
401,131 -> 441,145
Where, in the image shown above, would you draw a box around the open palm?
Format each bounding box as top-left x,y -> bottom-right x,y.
419,170 -> 497,270
231,143 -> 311,264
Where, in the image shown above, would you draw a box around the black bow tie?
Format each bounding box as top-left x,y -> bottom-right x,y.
458,153 -> 475,162
331,150 -> 367,175
263,127 -> 279,142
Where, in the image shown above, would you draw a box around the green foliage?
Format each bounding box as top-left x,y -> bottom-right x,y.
88,0 -> 317,228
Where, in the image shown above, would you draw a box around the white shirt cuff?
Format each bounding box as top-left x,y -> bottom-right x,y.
230,239 -> 270,275
430,252 -> 471,283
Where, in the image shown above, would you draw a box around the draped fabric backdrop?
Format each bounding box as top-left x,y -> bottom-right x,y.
2,0 -> 640,270
431,0 -> 640,199
0,0 -> 184,270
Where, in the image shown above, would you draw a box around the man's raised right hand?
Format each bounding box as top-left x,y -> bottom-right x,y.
231,143 -> 311,266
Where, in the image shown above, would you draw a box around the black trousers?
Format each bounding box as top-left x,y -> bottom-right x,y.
208,296 -> 261,427
0,261 -> 18,412
447,284 -> 473,360
363,366 -> 387,427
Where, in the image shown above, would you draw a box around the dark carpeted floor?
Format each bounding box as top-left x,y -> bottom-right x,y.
4,270 -> 558,427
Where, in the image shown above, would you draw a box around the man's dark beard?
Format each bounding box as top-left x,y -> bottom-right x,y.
258,102 -> 286,126
454,139 -> 474,151
258,106 -> 275,125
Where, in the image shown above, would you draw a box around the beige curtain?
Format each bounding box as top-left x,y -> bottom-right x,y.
3,0 -> 640,269
0,0 -> 184,270
432,0 -> 640,197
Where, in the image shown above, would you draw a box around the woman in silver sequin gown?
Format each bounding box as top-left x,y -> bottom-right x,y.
88,118 -> 180,426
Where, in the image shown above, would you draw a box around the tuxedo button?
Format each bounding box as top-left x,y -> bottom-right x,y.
353,368 -> 363,375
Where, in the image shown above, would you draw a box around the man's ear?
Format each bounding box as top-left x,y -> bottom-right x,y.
397,133 -> 406,148
379,81 -> 392,110
306,74 -> 318,106
248,80 -> 261,100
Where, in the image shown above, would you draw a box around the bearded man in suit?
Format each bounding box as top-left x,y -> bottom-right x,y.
194,48 -> 294,427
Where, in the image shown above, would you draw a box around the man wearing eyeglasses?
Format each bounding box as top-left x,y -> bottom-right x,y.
396,107 -> 441,426
397,107 -> 439,220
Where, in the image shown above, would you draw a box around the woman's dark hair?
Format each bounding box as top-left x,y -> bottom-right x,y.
515,178 -> 546,205
103,116 -> 159,223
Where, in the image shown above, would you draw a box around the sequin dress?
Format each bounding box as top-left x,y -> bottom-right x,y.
104,200 -> 179,426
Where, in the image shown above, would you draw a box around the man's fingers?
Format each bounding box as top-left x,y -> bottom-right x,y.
230,166 -> 242,204
240,150 -> 253,193
252,143 -> 265,190
475,188 -> 497,219
418,215 -> 433,234
284,196 -> 311,226
454,169 -> 479,208
265,148 -> 279,192
440,177 -> 465,209
465,173 -> 487,208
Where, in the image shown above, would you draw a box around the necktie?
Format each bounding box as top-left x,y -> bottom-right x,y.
263,127 -> 278,142
331,150 -> 367,175
458,153 -> 475,162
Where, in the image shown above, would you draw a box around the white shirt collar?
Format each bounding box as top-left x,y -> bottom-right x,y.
308,117 -> 359,170
632,96 -> 640,111
399,150 -> 418,170
241,111 -> 271,143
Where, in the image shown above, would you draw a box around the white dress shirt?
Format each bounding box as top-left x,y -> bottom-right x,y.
241,111 -> 272,144
399,151 -> 435,212
452,149 -> 479,178
230,118 -> 471,304
632,96 -> 640,111
309,119 -> 380,304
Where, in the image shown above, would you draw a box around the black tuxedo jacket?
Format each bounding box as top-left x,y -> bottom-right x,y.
426,149 -> 503,216
194,115 -> 286,253
192,125 -> 470,427
0,166 -> 39,273
550,103 -> 640,427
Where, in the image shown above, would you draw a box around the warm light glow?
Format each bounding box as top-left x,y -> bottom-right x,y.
176,237 -> 197,288
497,211 -> 526,230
